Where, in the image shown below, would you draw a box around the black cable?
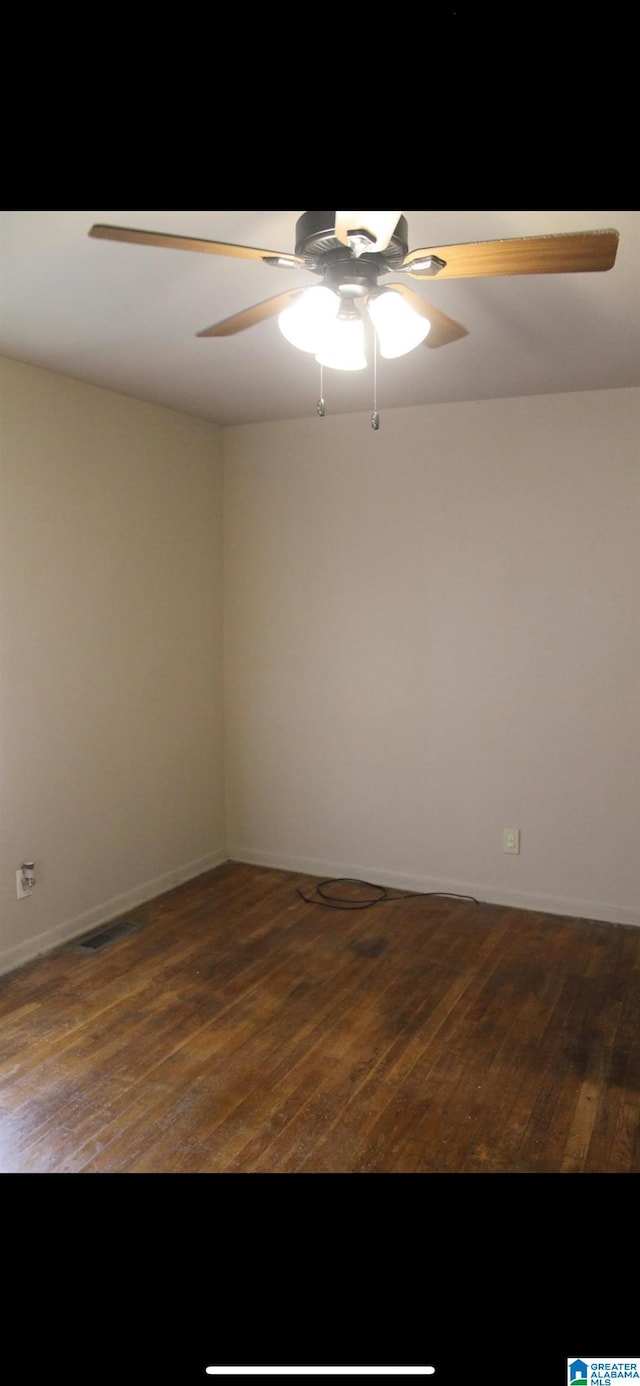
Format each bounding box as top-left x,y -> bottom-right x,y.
296,877 -> 480,910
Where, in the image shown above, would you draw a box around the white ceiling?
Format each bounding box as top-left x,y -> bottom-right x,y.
2,209 -> 639,428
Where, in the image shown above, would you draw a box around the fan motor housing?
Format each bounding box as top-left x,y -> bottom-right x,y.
295,210 -> 410,272
322,258 -> 378,297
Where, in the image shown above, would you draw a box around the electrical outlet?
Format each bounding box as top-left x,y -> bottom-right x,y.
503,828 -> 521,854
16,869 -> 33,899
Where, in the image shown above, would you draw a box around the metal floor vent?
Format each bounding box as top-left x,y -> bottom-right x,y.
76,920 -> 142,952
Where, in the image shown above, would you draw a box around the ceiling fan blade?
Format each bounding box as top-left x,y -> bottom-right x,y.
196,290 -> 306,337
335,211 -> 403,254
388,284 -> 469,348
88,223 -> 305,266
401,228 -> 619,280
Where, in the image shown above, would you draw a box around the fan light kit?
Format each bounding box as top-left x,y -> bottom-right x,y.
279,283 -> 431,369
89,212 -> 619,428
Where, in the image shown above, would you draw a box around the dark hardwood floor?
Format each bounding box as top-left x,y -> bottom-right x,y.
1,860 -> 638,1173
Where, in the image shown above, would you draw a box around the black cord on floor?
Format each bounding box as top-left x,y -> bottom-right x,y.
296,877 -> 480,910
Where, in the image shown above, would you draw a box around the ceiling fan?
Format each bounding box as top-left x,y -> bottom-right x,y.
88,211 -> 619,404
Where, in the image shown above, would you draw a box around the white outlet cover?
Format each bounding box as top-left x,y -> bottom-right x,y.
16,869 -> 33,898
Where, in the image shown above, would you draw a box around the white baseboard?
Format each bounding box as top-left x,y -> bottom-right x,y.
227,845 -> 640,930
0,850 -> 228,978
3,844 -> 636,980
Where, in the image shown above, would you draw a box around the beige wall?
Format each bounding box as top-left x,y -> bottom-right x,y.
2,364 -> 638,978
1,359 -> 225,973
223,389 -> 640,926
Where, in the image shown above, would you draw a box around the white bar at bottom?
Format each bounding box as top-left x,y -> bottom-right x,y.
205,1370 -> 436,1377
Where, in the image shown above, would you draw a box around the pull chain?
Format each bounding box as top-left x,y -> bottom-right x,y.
317,363 -> 325,416
371,333 -> 380,430
316,352 -> 379,428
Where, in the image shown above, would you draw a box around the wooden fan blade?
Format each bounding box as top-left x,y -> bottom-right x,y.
388,283 -> 469,348
196,290 -> 306,337
88,223 -> 305,266
401,228 -> 619,279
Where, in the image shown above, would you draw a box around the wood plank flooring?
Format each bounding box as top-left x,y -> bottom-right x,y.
1,860 -> 639,1172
